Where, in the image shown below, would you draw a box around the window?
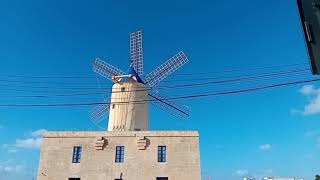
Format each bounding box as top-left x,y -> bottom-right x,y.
72,146 -> 82,163
115,146 -> 125,163
156,177 -> 168,180
158,146 -> 166,162
69,178 -> 80,180
121,87 -> 125,92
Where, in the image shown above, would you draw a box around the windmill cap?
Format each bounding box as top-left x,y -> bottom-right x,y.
120,67 -> 144,83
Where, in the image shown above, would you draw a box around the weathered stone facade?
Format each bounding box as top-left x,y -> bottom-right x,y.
37,131 -> 201,180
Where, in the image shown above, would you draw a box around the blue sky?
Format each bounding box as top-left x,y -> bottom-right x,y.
0,0 -> 320,179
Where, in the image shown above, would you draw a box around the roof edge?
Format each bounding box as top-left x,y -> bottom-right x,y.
43,130 -> 199,138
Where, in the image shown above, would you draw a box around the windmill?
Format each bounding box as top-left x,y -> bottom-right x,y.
90,30 -> 190,131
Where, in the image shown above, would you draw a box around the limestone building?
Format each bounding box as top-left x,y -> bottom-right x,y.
37,31 -> 201,180
37,131 -> 201,180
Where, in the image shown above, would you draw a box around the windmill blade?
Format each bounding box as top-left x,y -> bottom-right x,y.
130,31 -> 144,75
89,103 -> 110,125
145,51 -> 189,87
148,90 -> 191,119
93,58 -> 125,81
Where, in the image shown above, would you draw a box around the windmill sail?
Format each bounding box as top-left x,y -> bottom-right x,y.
130,31 -> 144,75
90,103 -> 110,124
145,51 -> 188,87
91,31 -> 191,129
93,58 -> 125,81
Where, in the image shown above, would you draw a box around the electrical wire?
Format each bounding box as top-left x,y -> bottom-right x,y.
0,69 -> 310,98
0,77 -> 319,107
0,62 -> 308,80
0,68 -> 310,93
0,65 -> 311,87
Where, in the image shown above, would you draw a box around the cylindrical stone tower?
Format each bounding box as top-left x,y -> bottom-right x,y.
108,78 -> 149,131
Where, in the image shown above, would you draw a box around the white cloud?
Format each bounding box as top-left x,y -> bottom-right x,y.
235,169 -> 249,177
15,138 -> 42,149
0,159 -> 35,180
234,169 -> 273,179
303,95 -> 320,115
296,85 -> 320,115
1,129 -> 46,152
7,148 -> 18,153
15,129 -> 46,149
2,144 -> 9,149
1,144 -> 18,154
31,129 -> 47,138
0,159 -> 26,173
0,164 -> 24,173
252,169 -> 273,179
259,144 -> 272,151
299,85 -> 319,95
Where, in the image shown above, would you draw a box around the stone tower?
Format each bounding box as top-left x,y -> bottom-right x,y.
108,67 -> 149,131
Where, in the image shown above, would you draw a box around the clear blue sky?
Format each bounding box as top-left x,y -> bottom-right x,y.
0,0 -> 319,179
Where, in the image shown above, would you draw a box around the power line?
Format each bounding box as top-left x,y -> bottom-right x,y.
0,77 -> 319,107
157,68 -> 310,89
169,62 -> 308,76
0,62 -> 308,79
0,69 -> 310,97
0,65 -> 311,87
0,68 -> 310,93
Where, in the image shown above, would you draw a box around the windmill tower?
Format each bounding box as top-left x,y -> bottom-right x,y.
91,30 -> 190,131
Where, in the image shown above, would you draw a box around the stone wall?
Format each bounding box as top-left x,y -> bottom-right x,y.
37,131 -> 201,180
